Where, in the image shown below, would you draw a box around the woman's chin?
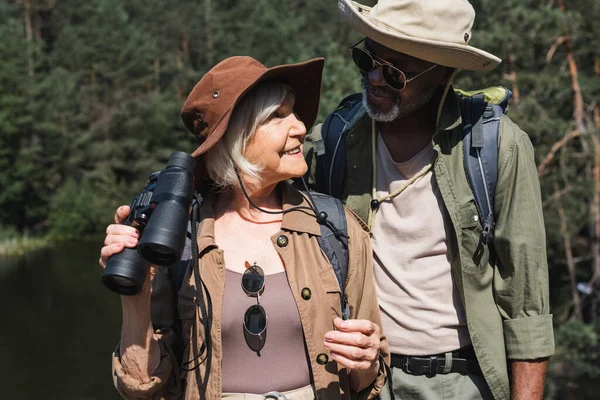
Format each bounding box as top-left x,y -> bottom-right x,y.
273,169 -> 308,184
290,165 -> 308,180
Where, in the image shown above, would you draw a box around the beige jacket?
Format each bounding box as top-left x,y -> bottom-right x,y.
112,183 -> 388,399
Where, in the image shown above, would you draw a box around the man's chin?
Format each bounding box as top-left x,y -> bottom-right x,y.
363,92 -> 401,122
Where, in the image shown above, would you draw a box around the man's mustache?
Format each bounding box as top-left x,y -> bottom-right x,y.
361,77 -> 399,99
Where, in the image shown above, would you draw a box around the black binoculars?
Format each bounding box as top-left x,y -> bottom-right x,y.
101,151 -> 195,295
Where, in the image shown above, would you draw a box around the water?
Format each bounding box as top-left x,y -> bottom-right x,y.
1,238 -> 598,399
0,238 -> 123,400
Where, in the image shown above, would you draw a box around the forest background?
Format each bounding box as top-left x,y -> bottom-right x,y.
0,0 -> 598,398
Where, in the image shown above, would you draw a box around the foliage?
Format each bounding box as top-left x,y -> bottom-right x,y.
0,223 -> 48,256
0,0 -> 598,396
46,177 -> 125,241
546,319 -> 600,398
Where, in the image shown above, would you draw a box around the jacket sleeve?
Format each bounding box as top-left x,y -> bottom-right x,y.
343,208 -> 390,399
493,116 -> 555,360
111,266 -> 183,399
303,122 -> 326,192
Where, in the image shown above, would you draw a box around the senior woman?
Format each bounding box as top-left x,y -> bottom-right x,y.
99,56 -> 388,399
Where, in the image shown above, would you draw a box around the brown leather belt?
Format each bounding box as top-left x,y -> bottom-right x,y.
390,346 -> 482,377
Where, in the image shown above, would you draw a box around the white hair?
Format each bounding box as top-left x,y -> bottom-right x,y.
203,81 -> 290,190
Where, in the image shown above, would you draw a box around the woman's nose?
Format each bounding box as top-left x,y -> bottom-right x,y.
289,114 -> 306,138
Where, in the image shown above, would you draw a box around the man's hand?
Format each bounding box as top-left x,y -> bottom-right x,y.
323,317 -> 381,371
511,358 -> 549,400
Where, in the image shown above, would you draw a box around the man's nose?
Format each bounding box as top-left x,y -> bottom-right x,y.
368,64 -> 387,87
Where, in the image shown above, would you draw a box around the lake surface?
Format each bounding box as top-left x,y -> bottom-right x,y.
0,238 -> 123,400
1,238 -> 597,399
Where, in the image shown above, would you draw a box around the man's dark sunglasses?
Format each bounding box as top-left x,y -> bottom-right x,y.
350,38 -> 437,91
241,263 -> 267,339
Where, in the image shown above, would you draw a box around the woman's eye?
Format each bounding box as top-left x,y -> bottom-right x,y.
271,110 -> 284,119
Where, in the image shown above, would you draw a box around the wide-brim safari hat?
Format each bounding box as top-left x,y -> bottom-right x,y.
181,56 -> 325,159
339,0 -> 501,71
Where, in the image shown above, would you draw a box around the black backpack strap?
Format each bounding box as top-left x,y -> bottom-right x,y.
462,95 -> 502,247
308,192 -> 350,320
165,220 -> 196,366
319,93 -> 364,198
168,221 -> 194,296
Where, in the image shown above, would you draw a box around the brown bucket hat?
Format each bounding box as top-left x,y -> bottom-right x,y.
181,56 -> 325,159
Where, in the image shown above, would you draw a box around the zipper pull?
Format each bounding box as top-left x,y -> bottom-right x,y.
480,213 -> 495,246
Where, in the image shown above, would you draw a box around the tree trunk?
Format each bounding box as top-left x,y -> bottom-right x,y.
204,0 -> 214,65
555,183 -> 582,319
590,135 -> 600,287
557,2 -> 584,134
557,0 -> 598,291
20,0 -> 34,77
591,56 -> 600,287
182,34 -> 189,64
154,57 -> 160,89
505,43 -> 520,106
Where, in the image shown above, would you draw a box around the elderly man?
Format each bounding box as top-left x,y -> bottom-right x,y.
303,1 -> 554,399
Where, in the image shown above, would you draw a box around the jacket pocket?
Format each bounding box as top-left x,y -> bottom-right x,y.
317,263 -> 345,319
459,200 -> 489,275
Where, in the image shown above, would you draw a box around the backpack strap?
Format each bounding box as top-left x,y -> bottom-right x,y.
168,221 -> 194,296
319,93 -> 365,198
308,192 -> 350,320
169,192 -> 208,295
461,94 -> 504,247
162,223 -> 191,367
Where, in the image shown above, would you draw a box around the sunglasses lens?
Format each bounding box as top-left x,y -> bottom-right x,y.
382,66 -> 406,90
352,48 -> 374,73
244,304 -> 267,335
242,265 -> 264,295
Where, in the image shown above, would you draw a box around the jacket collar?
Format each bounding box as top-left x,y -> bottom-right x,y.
196,182 -> 321,254
279,182 -> 322,236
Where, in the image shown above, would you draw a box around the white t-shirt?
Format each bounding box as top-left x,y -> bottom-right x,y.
371,133 -> 471,355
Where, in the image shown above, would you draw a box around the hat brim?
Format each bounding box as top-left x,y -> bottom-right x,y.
339,0 -> 501,72
191,58 -> 324,158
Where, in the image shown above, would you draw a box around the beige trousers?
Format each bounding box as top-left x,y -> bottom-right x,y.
222,385 -> 315,400
377,366 -> 494,400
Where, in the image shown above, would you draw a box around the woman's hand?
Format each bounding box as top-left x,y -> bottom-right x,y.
324,317 -> 381,371
99,205 -> 138,269
100,207 -> 159,378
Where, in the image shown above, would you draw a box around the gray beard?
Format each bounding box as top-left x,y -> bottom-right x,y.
361,75 -> 440,122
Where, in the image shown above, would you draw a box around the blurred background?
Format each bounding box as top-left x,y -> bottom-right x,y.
0,0 -> 598,398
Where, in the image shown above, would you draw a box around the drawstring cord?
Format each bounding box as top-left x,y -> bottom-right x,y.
234,167 -> 348,239
368,119 -> 435,230
181,192 -> 213,385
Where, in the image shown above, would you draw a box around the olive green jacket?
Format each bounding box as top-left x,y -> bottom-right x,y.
303,89 -> 555,400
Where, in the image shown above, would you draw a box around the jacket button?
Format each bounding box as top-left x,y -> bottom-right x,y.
316,353 -> 329,365
276,235 -> 288,247
301,288 -> 312,300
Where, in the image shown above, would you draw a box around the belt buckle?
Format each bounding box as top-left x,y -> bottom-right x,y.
402,355 -> 440,376
425,356 -> 439,377
403,356 -> 412,374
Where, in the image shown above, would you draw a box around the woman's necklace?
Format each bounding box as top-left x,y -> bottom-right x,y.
368,119 -> 435,230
